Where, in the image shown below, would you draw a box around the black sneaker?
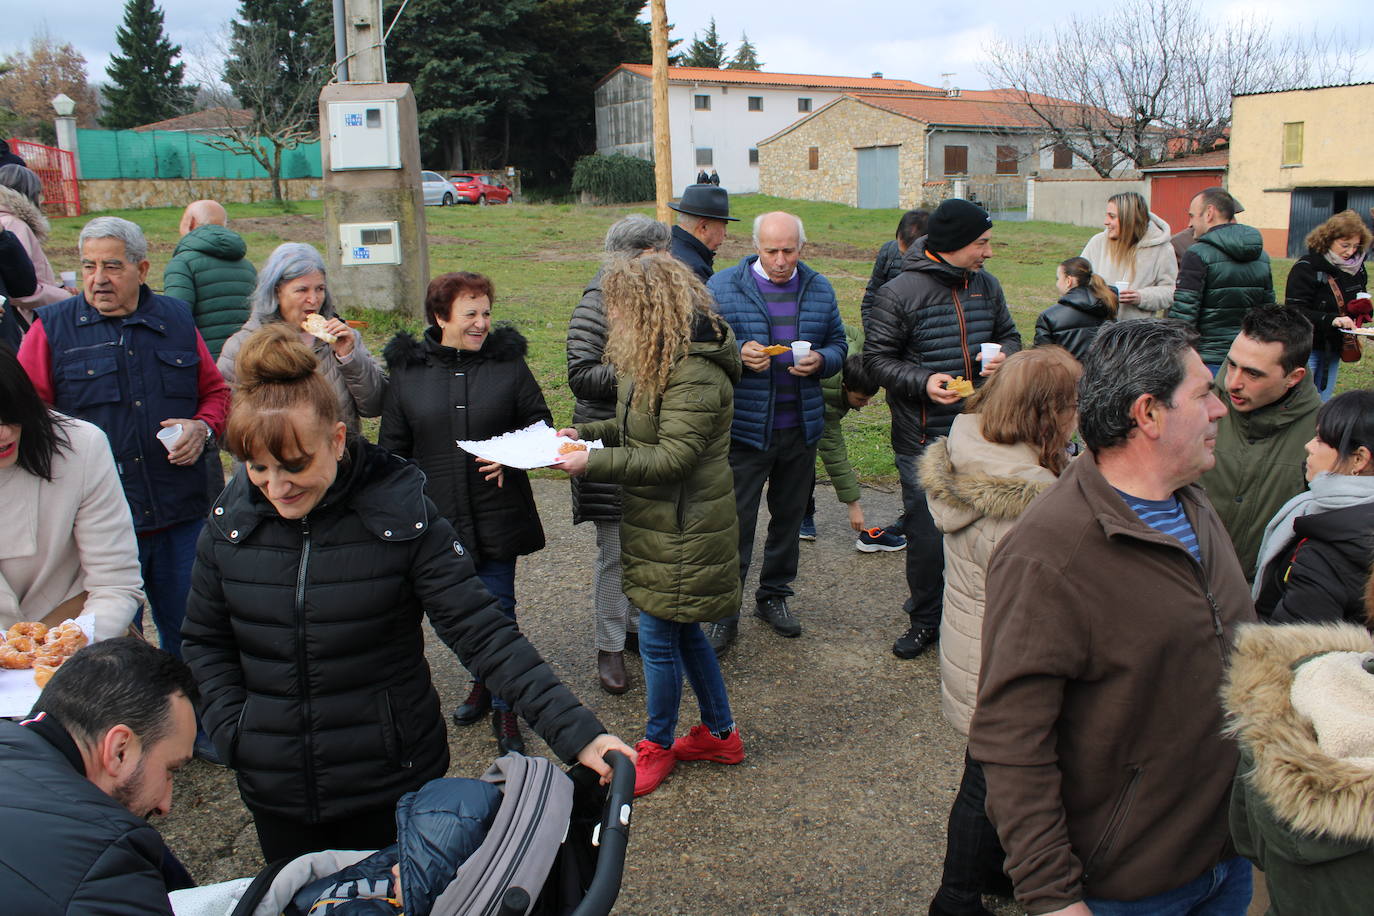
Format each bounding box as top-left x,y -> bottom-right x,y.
492,709 -> 526,754
705,617 -> 738,656
754,597 -> 801,638
452,681 -> 491,727
893,625 -> 938,659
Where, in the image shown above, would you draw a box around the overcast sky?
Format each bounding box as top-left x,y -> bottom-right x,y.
8,0 -> 1371,95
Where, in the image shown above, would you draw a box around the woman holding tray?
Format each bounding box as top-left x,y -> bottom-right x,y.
380,271 -> 551,755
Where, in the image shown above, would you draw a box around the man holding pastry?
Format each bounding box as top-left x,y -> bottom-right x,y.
863,198 -> 1022,661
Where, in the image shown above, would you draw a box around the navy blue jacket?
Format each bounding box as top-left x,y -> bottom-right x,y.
670,225 -> 715,283
708,256 -> 846,449
36,288 -> 221,532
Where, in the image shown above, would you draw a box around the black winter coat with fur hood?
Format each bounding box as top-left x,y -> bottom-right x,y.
381,325 -> 551,566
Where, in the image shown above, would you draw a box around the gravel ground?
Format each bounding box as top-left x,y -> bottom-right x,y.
160,478 -> 1020,915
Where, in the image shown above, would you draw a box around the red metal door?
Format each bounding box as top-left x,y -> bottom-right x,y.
6,139 -> 81,217
1149,171 -> 1224,235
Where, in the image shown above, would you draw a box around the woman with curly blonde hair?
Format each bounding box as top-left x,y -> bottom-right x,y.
1285,209 -> 1372,400
556,252 -> 745,797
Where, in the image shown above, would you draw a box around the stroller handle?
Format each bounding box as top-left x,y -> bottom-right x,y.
567,749 -> 635,916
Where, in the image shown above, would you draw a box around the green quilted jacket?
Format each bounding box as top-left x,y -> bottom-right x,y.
162,225 -> 257,360
818,323 -> 863,505
1169,223 -> 1275,365
580,317 -> 743,624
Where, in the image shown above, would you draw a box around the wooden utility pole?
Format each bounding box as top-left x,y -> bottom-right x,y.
651,0 -> 672,223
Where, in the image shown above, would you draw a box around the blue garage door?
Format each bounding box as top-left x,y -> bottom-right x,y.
857,146 -> 899,209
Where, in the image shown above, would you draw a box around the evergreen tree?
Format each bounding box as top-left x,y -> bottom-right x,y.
101,0 -> 194,129
727,32 -> 763,71
682,18 -> 728,69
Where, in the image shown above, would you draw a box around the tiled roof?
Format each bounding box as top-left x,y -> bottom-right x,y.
132,109 -> 257,132
604,63 -> 940,93
852,91 -> 1095,129
1139,148 -> 1230,172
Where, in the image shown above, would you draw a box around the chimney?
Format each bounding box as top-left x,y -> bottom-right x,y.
871,72 -> 883,79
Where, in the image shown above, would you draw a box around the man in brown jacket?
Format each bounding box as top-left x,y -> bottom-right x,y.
969,320 -> 1257,916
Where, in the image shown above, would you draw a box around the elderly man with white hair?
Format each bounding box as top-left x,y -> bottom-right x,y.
705,211 -> 847,653
17,216 -> 231,666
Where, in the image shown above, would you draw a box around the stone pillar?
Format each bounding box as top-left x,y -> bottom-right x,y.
952,177 -> 967,200
54,116 -> 81,178
1025,177 -> 1036,221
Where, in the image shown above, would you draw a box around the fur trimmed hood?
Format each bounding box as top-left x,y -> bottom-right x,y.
1224,622 -> 1374,843
918,413 -> 1055,535
0,185 -> 49,241
383,324 -> 527,370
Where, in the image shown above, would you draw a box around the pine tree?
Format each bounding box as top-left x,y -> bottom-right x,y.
727,32 -> 762,71
682,18 -> 728,69
100,0 -> 194,129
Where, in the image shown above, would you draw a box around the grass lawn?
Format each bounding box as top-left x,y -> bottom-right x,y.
49,195 -> 1366,485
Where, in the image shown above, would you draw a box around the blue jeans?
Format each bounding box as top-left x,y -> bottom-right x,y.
136,517 -> 203,659
1306,348 -> 1339,402
639,613 -> 734,748
473,558 -> 517,711
1084,856 -> 1251,916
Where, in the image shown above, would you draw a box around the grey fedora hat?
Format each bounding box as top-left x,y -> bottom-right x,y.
668,184 -> 739,221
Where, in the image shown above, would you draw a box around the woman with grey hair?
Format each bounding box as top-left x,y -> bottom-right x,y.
217,242 -> 385,434
565,215 -> 670,693
0,164 -> 73,323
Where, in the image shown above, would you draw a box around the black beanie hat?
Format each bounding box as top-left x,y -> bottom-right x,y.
926,198 -> 992,254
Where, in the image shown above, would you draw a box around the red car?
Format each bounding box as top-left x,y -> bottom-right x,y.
448,174 -> 513,205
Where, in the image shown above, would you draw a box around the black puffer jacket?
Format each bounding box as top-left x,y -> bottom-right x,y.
0,228 -> 37,348
1255,501 -> 1374,625
1284,251 -> 1368,356
863,240 -> 1022,453
1033,286 -> 1114,362
860,238 -> 904,324
380,326 -> 550,566
670,225 -> 715,283
566,270 -> 622,524
182,439 -> 605,823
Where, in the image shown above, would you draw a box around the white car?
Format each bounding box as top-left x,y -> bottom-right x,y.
421,170 -> 459,206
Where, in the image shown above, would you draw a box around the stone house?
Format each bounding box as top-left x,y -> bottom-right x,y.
1227,82 -> 1374,257
594,64 -> 944,194
757,91 -> 1103,210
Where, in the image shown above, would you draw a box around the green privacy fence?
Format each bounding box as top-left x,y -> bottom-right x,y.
76,129 -> 322,180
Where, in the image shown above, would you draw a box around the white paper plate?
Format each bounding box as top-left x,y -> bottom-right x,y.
0,615 -> 97,717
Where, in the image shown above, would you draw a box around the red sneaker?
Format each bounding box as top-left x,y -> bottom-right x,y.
672,724 -> 745,764
633,739 -> 677,797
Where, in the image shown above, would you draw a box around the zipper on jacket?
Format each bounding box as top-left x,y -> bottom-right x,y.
950,287 -> 974,382
296,517 -> 319,821
490,763 -> 554,909
1082,765 -> 1143,883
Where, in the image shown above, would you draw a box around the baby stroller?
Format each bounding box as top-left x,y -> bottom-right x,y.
178,751 -> 634,916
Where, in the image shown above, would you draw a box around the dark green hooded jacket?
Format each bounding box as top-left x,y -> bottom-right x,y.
163,225 -> 256,359
579,316 -> 743,624
1170,223 -> 1275,365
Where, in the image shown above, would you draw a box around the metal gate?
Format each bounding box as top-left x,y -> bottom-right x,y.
967,181 -> 1026,221
7,139 -> 81,217
1287,187 -> 1374,258
856,145 -> 899,209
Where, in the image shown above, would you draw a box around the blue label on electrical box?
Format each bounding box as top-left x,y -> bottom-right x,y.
344,114 -> 363,127
352,247 -> 370,259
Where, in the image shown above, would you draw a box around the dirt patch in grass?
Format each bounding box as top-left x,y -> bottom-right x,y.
230,213 -> 324,243
716,236 -> 873,262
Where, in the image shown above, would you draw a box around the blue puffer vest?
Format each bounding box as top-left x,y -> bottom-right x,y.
38,287 -> 208,532
707,256 -> 846,450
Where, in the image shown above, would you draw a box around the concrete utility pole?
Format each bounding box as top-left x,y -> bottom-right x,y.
651,0 -> 672,223
342,0 -> 386,83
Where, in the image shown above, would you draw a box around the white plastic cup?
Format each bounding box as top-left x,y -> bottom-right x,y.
1115,279 -> 1131,291
156,424 -> 183,453
791,340 -> 812,363
60,271 -> 76,286
980,342 -> 1002,363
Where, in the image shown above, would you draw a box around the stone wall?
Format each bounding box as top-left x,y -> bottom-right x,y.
759,98 -> 926,208
1027,177 -> 1147,227
78,178 -> 323,213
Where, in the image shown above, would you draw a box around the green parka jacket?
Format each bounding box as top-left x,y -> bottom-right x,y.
579,316 -> 743,624
1225,623 -> 1374,916
1198,374 -> 1319,580
1169,223 -> 1276,365
162,225 -> 257,360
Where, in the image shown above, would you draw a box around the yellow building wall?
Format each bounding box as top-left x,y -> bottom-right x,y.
758,98 -> 927,208
1229,84 -> 1374,257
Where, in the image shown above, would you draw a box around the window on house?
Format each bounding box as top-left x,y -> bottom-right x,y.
797,98 -> 812,112
996,145 -> 1019,175
749,148 -> 759,165
696,148 -> 713,167
748,96 -> 764,111
1282,122 -> 1304,166
808,147 -> 819,170
1052,143 -> 1073,169
944,145 -> 968,175
694,94 -> 711,111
